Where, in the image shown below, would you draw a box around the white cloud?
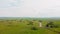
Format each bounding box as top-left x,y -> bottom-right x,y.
0,0 -> 60,17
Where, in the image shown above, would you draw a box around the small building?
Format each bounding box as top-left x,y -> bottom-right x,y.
39,20 -> 42,27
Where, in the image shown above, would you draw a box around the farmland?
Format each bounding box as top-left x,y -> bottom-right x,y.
0,17 -> 60,34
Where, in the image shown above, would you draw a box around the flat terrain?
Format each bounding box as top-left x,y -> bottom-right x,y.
0,18 -> 60,34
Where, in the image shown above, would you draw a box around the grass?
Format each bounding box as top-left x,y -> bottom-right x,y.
0,18 -> 60,34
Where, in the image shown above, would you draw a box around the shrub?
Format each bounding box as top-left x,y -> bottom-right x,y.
31,26 -> 38,30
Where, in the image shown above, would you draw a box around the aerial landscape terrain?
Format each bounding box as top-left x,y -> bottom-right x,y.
0,17 -> 60,34
0,0 -> 59,34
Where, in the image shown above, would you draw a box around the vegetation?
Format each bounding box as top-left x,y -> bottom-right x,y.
0,18 -> 60,34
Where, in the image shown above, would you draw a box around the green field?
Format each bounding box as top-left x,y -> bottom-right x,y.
0,17 -> 60,34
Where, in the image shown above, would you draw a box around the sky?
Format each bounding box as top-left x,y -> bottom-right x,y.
0,0 -> 59,18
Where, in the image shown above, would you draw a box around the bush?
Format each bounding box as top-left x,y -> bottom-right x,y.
31,27 -> 38,30
53,25 -> 59,28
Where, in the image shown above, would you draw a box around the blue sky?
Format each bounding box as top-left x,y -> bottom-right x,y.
0,0 -> 59,17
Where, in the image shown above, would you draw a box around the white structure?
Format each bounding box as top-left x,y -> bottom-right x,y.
39,21 -> 42,27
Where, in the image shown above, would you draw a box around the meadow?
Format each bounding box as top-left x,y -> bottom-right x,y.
0,17 -> 60,34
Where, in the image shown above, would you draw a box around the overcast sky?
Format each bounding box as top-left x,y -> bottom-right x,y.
0,0 -> 59,17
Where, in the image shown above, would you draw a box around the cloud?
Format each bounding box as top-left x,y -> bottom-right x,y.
0,0 -> 21,8
0,0 -> 60,17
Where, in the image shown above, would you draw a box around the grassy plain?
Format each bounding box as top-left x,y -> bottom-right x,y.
0,17 -> 60,34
